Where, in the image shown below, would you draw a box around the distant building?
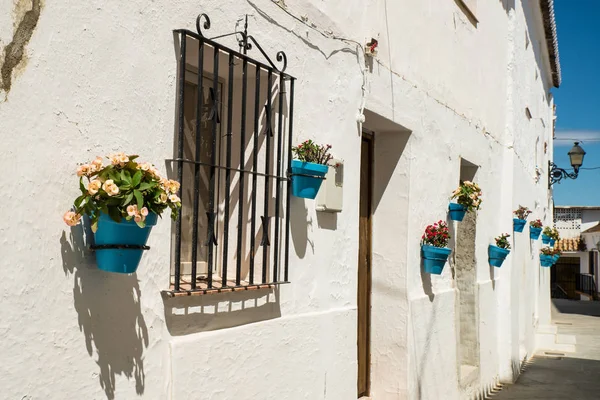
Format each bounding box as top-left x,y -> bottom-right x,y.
553,206 -> 600,300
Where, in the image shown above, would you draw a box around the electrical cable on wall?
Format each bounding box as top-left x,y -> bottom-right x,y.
270,0 -> 373,133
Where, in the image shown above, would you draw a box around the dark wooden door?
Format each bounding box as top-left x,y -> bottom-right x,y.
554,257 -> 580,299
358,134 -> 373,398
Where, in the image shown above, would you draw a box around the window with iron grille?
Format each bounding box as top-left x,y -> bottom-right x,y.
164,14 -> 295,296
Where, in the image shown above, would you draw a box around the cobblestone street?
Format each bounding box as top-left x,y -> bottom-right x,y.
493,300 -> 600,400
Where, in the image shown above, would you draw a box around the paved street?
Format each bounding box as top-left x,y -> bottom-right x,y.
492,299 -> 600,400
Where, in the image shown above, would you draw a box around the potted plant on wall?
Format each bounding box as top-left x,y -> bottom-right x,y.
290,140 -> 332,199
530,219 -> 543,240
551,248 -> 562,265
421,220 -> 452,275
489,233 -> 511,267
448,181 -> 482,221
63,153 -> 182,274
550,228 -> 560,247
513,205 -> 532,232
540,247 -> 554,267
542,226 -> 553,245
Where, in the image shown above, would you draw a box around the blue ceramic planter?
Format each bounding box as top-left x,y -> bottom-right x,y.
550,239 -> 556,246
449,203 -> 467,222
553,254 -> 560,264
291,160 -> 328,199
542,234 -> 552,245
530,226 -> 542,240
513,218 -> 526,233
488,245 -> 510,267
94,212 -> 158,274
540,254 -> 554,267
421,245 -> 452,275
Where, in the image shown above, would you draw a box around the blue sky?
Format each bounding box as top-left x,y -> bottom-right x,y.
552,2 -> 600,206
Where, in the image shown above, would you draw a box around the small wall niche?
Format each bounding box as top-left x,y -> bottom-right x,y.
455,158 -> 480,387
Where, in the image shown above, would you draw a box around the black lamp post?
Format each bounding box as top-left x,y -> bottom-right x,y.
549,141 -> 586,187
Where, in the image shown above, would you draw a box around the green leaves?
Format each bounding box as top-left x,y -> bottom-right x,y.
79,178 -> 86,194
121,169 -> 132,185
124,192 -> 134,206
495,233 -> 511,250
134,189 -> 143,208
108,206 -> 122,223
138,181 -> 156,191
74,194 -> 87,208
108,168 -> 120,182
106,197 -> 122,206
132,170 -> 142,188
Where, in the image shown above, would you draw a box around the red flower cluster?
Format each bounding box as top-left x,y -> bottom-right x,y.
530,219 -> 543,229
421,220 -> 451,248
495,233 -> 511,250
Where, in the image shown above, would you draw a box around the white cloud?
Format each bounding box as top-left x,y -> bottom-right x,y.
554,130 -> 600,146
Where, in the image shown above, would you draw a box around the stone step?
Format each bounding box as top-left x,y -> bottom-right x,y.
556,334 -> 577,345
536,332 -> 576,353
537,324 -> 558,334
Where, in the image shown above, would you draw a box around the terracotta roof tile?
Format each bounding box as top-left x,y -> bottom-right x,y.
556,237 -> 582,252
540,0 -> 561,87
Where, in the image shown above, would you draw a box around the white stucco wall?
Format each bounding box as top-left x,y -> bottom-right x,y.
0,0 -> 556,399
581,210 -> 600,230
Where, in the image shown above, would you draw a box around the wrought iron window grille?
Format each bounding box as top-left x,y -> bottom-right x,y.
164,13 -> 296,297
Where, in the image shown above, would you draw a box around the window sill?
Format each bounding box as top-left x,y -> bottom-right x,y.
162,277 -> 288,298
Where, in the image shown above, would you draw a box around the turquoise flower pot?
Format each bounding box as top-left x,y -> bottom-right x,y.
291,160 -> 328,199
513,218 -> 526,233
489,245 -> 510,267
421,245 -> 452,275
550,239 -> 556,246
530,226 -> 542,240
94,212 -> 158,274
542,234 -> 552,245
540,254 -> 554,267
449,203 -> 467,221
553,254 -> 560,264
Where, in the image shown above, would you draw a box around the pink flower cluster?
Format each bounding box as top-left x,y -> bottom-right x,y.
127,205 -> 149,223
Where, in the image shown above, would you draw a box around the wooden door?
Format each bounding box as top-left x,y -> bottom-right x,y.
358,134 -> 373,398
554,257 -> 580,299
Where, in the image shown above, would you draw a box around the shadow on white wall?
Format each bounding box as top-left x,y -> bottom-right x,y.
60,222 -> 148,400
163,288 -> 281,336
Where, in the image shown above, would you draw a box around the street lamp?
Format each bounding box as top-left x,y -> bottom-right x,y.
549,142 -> 586,187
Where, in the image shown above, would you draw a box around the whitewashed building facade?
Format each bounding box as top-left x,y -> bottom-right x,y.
0,0 -> 561,399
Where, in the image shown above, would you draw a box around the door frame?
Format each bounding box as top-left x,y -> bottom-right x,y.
357,131 -> 374,398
